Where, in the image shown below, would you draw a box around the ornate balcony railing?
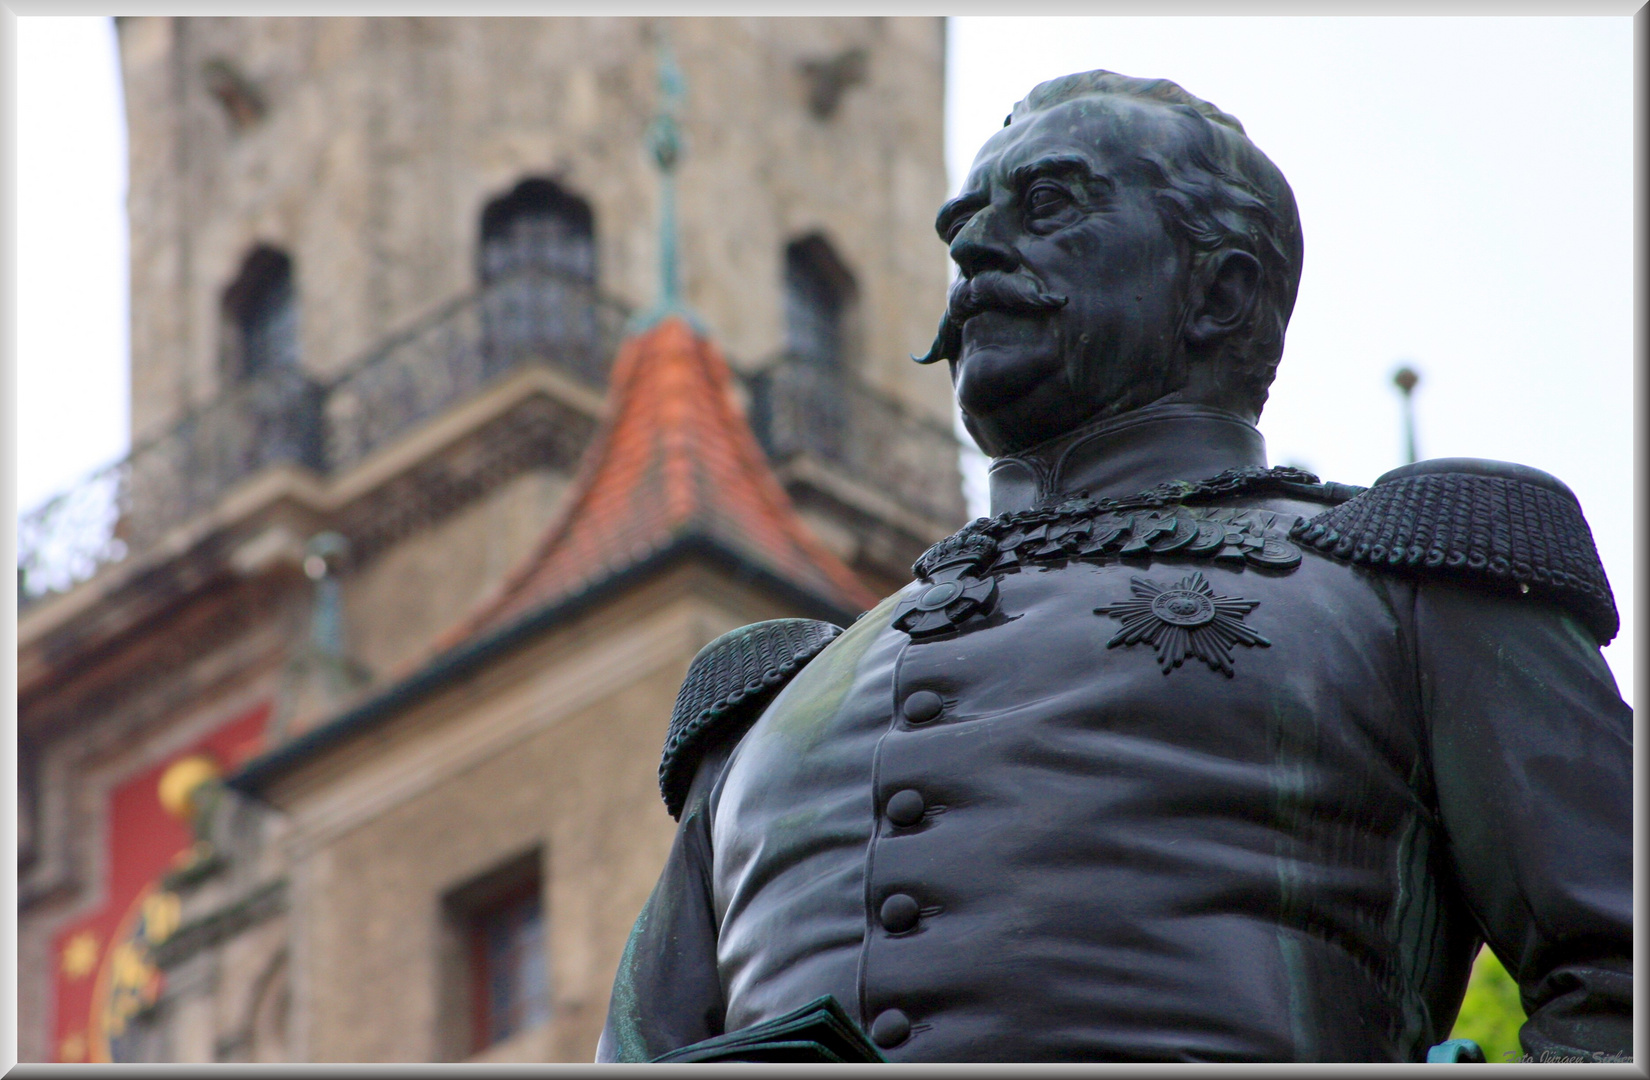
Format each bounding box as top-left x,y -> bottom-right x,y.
17,282 -> 964,612
325,270 -> 618,473
748,357 -> 966,529
18,272 -> 629,609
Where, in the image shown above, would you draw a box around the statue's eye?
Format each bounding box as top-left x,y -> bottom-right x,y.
1025,182 -> 1071,217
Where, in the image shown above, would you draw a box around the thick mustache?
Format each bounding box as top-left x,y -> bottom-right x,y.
912,272 -> 1068,365
950,272 -> 1068,323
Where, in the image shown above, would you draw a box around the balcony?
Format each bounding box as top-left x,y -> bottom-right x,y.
17,276 -> 963,612
17,271 -> 626,610
749,357 -> 967,533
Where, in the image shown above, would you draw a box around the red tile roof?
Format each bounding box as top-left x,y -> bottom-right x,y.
439,317 -> 878,649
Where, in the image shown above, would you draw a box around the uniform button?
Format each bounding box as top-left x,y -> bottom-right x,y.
880,892 -> 920,933
885,788 -> 926,827
902,690 -> 943,724
870,1008 -> 911,1048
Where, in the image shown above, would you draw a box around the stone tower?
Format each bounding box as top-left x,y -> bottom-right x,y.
17,16 -> 960,1063
114,15 -> 959,601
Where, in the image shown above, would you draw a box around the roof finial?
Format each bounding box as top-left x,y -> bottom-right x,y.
633,26 -> 702,332
1392,363 -> 1421,465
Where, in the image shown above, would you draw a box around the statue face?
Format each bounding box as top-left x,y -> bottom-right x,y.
938,96 -> 1197,456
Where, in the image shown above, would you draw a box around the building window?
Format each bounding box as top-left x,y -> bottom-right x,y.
783,234 -> 856,371
470,884 -> 547,1050
222,246 -> 299,381
443,850 -> 549,1056
478,178 -> 599,381
216,244 -> 322,470
479,178 -> 594,285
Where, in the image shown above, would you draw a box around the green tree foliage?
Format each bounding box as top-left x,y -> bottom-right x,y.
1449,946 -> 1525,1063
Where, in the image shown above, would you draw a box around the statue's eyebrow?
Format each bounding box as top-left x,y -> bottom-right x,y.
1007,153 -> 1110,193
935,189 -> 988,238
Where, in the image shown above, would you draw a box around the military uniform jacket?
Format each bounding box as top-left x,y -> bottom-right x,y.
597,408 -> 1631,1064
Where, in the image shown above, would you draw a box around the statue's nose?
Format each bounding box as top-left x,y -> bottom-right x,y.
950,223 -> 1019,280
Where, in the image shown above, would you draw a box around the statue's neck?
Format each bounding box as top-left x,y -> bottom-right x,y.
987,403 -> 1268,516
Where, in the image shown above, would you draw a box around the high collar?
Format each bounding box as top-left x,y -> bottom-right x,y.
987,402 -> 1268,516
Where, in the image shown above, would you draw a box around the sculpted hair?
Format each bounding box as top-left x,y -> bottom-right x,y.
1011,71 -> 1304,417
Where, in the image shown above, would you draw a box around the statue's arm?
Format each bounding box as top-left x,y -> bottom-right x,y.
595,737 -> 735,1062
1417,583 -> 1632,1060
597,618 -> 843,1061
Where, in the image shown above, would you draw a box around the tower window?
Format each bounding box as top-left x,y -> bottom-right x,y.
222,246 -> 299,380
479,178 -> 594,286
478,178 -> 600,381
783,235 -> 855,370
443,849 -> 549,1056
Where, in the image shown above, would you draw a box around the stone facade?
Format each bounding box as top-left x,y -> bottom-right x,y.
274,571 -> 791,1061
119,16 -> 953,440
17,17 -> 960,1064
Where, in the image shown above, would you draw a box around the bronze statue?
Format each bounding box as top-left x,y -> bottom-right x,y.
597,70 -> 1631,1063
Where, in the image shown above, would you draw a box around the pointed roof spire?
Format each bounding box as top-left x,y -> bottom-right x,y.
230,317 -> 877,799
438,317 -> 878,649
414,27 -> 876,668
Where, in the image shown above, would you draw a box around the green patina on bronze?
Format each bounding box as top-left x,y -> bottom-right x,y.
761,592 -> 900,755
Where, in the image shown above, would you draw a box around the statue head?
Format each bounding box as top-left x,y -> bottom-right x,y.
917,70 -> 1303,457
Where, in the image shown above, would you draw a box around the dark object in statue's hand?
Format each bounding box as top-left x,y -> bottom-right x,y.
652,995 -> 888,1063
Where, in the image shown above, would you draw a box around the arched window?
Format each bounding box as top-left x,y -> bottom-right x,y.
222,245 -> 299,381
478,178 -> 599,381
753,235 -> 859,465
218,245 -> 321,473
784,234 -> 856,371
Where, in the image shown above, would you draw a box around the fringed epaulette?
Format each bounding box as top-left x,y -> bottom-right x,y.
660,619 -> 843,819
1291,458 -> 1618,644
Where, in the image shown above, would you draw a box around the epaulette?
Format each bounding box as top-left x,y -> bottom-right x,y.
1290,458 -> 1618,645
660,619 -> 843,819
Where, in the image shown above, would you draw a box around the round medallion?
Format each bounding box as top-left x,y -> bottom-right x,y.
1246,536 -> 1303,570
1084,521 -> 1128,554
916,581 -> 963,611
1150,588 -> 1216,627
1147,515 -> 1201,553
1184,520 -> 1227,554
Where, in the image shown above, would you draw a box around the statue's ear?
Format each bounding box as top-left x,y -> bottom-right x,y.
1184,249 -> 1261,348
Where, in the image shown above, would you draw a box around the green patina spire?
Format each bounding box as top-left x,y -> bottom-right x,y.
633,28 -> 702,333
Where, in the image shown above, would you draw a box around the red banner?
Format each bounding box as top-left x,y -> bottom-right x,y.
50,702 -> 271,1063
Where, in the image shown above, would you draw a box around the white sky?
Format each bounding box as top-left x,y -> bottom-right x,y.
11,15 -> 1636,704
14,17 -> 129,514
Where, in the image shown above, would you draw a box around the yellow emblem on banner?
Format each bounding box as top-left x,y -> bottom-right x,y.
60,931 -> 99,979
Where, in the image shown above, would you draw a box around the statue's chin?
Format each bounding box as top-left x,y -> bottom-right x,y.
953,314 -> 1061,420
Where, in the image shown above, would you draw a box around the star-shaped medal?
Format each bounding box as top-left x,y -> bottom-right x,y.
1096,571 -> 1270,676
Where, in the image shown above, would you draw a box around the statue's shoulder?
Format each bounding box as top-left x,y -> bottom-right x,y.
659,618 -> 844,819
1290,457 -> 1618,644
